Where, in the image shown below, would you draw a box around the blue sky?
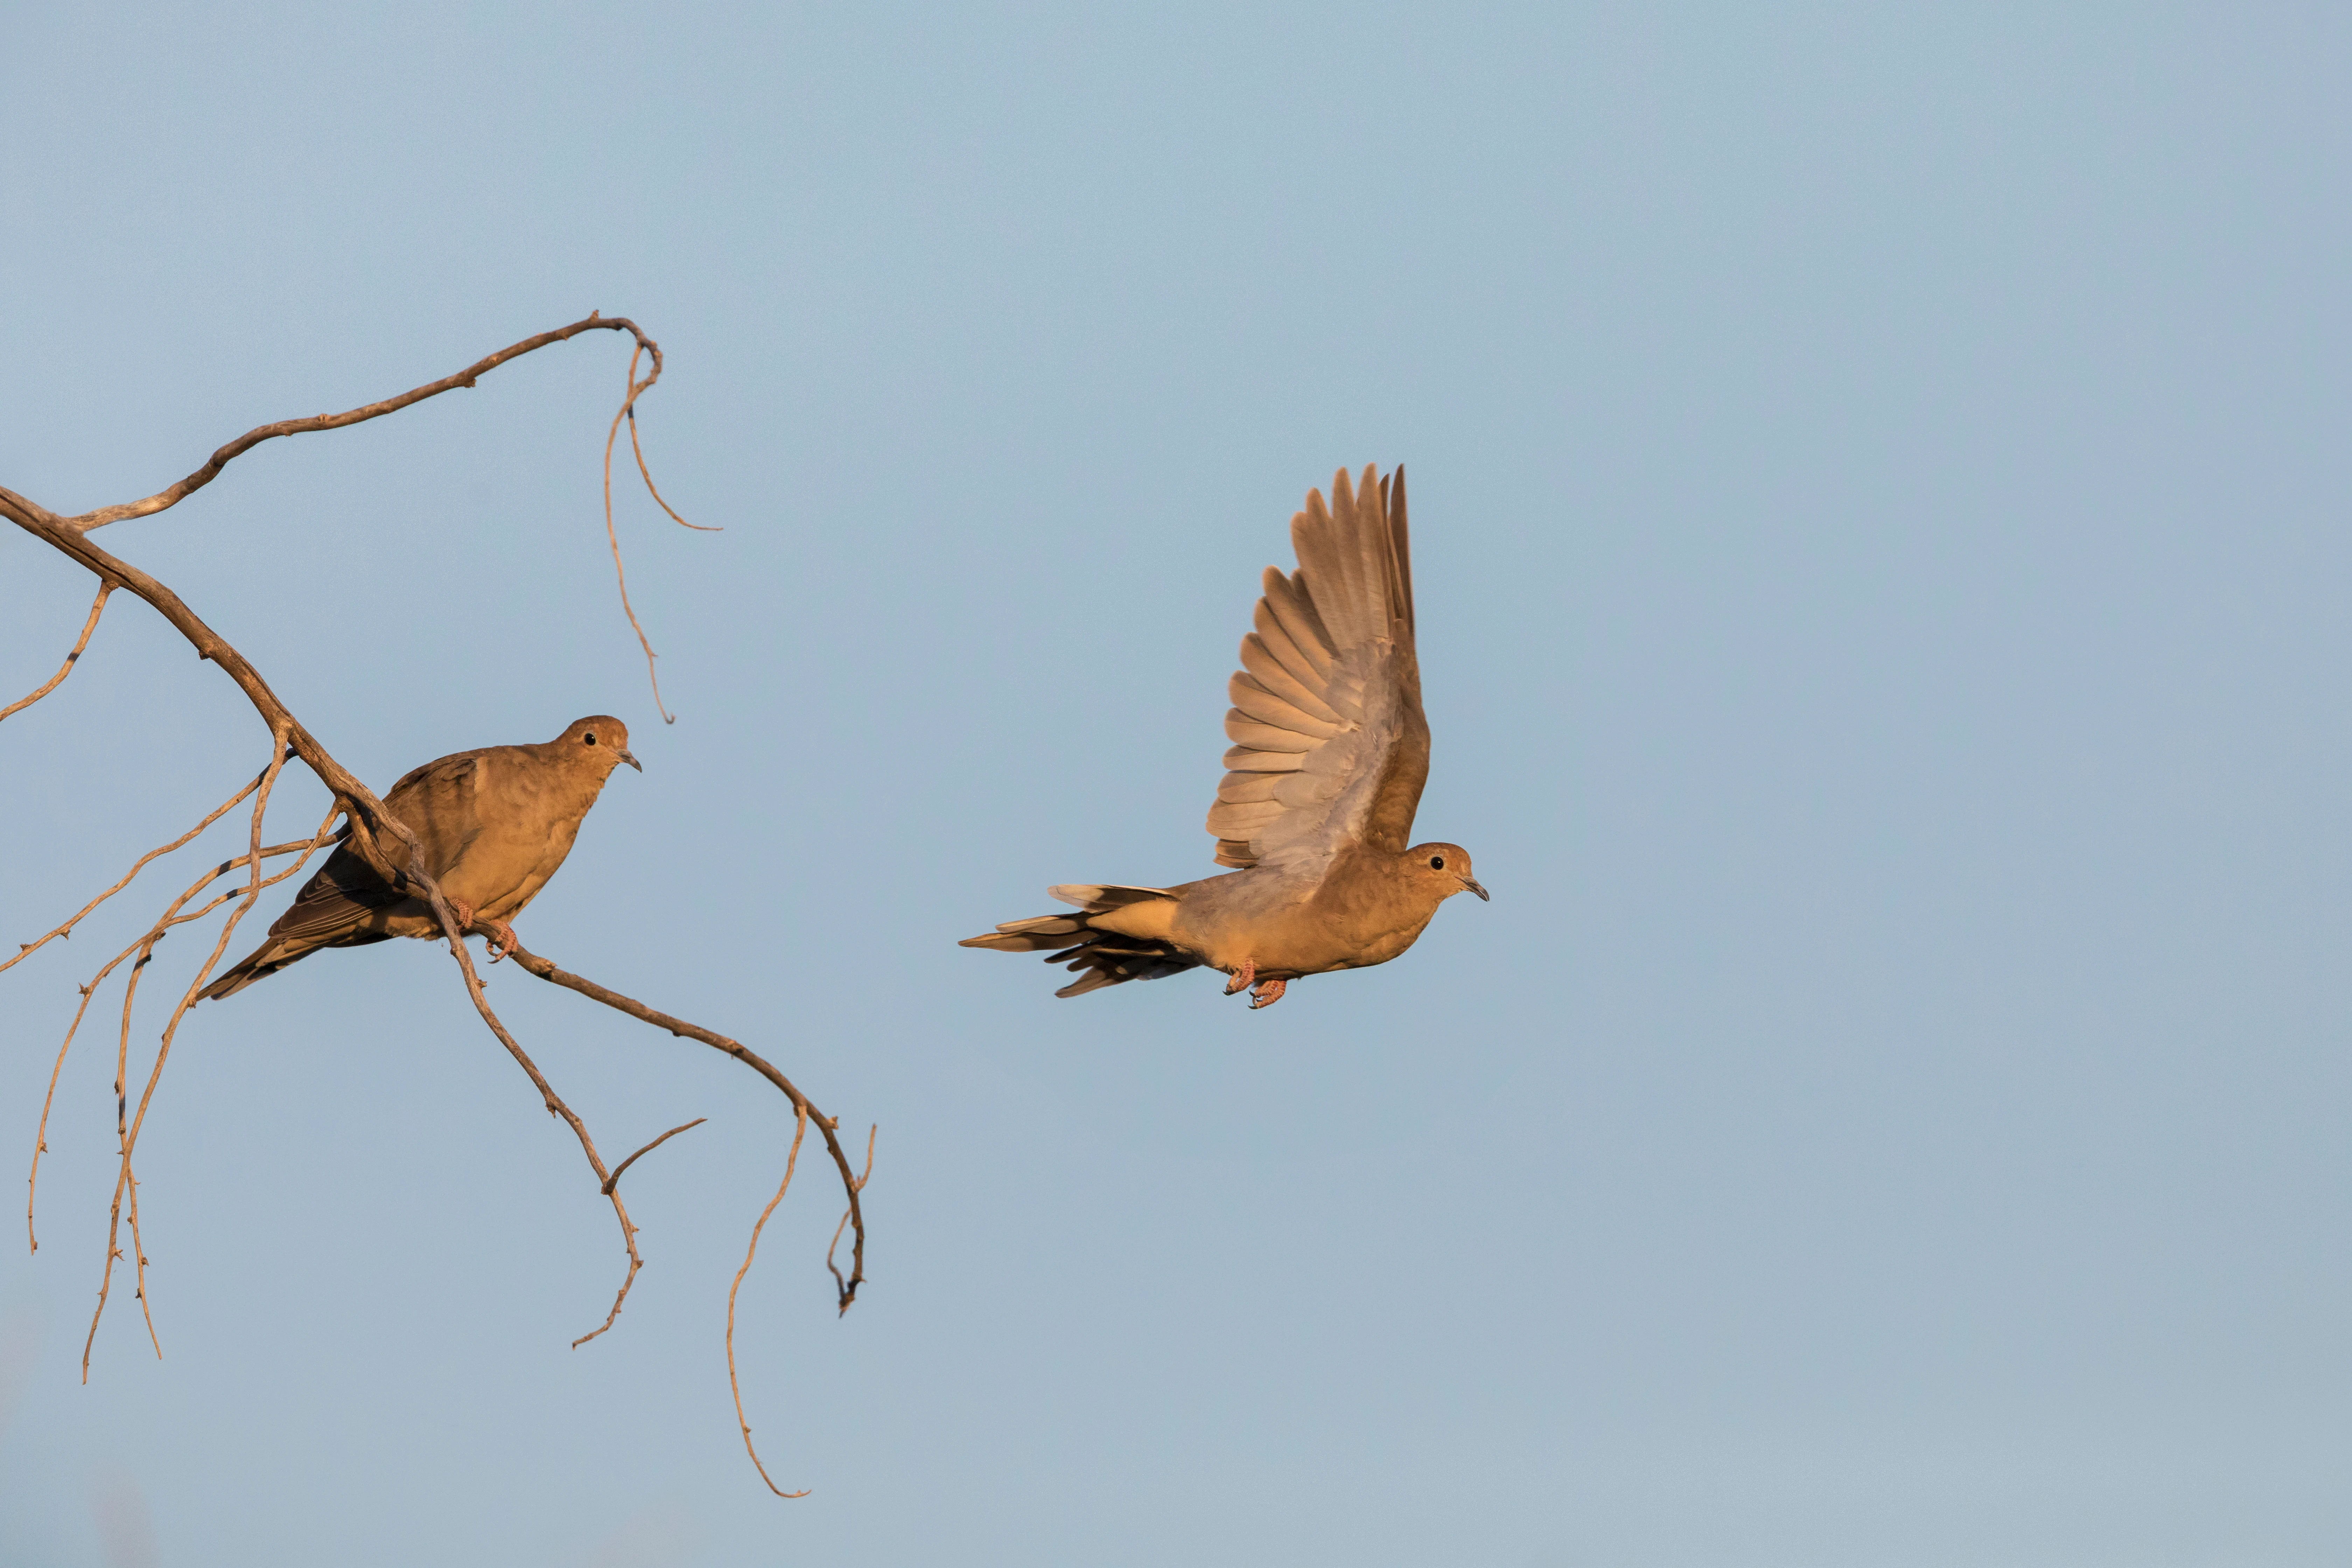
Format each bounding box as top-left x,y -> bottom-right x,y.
5,4 -> 2352,1563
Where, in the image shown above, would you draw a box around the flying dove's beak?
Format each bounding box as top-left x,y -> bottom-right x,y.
618,749 -> 643,772
1462,876 -> 1490,902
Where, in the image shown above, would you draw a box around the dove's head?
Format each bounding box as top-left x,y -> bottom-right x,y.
1407,843 -> 1488,903
558,715 -> 642,777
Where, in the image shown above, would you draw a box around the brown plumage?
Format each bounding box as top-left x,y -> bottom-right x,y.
199,716 -> 641,1001
961,465 -> 1485,1008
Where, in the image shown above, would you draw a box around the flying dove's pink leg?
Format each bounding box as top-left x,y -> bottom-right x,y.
1248,978 -> 1287,1009
1224,958 -> 1256,996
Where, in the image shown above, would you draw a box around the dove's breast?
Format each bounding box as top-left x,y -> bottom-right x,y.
434,749 -> 598,919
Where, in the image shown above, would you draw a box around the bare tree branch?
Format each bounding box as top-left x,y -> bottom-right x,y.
6,320 -> 867,1484
499,942 -> 869,1312
58,314 -> 657,531
0,582 -> 112,724
29,830 -> 336,1257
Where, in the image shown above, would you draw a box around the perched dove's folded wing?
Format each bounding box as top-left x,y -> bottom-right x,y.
1207,464 -> 1431,874
197,717 -> 639,1001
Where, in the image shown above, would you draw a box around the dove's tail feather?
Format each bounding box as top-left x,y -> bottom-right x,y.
198,929 -> 393,1002
959,886 -> 1200,998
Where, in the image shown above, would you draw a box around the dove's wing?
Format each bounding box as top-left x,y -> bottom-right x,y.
1204,464 -> 1430,876
379,751 -> 488,881
257,752 -> 483,942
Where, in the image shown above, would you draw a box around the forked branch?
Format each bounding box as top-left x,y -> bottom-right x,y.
500,941 -> 869,1312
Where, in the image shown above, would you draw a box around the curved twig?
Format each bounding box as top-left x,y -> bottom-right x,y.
827,1126 -> 876,1305
603,341 -> 677,723
728,1101 -> 810,1498
0,582 -> 112,724
603,1118 -> 709,1196
627,405 -> 718,532
61,314 -> 662,531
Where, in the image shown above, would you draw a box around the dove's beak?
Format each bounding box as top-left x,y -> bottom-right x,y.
1461,876 -> 1490,902
618,749 -> 643,772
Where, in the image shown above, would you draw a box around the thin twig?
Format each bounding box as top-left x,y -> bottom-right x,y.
87,726 -> 298,1378
0,582 -> 112,724
728,1101 -> 811,1499
25,831 -> 330,1255
603,1118 -> 709,1196
124,1156 -> 160,1361
827,1125 -> 877,1305
4,320 -> 863,1476
626,406 -> 719,532
602,341 -> 677,723
1,760 -> 280,976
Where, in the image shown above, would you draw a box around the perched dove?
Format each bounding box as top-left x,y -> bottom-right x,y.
961,464 -> 1484,1008
199,716 -> 640,1001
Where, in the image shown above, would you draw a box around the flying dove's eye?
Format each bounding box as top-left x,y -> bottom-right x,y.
584,732 -> 597,746
1428,855 -> 1446,870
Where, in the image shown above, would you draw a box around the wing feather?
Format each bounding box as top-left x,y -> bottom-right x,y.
1223,743 -> 1306,773
1203,464 -> 1430,872
1250,601 -> 1330,694
1238,636 -> 1345,723
1227,673 -> 1345,738
1261,569 -> 1337,679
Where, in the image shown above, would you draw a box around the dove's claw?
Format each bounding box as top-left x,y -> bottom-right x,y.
445,899 -> 516,962
1224,959 -> 1256,996
1248,978 -> 1287,1009
482,920 -> 519,963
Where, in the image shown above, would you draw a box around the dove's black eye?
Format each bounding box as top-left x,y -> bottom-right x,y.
1428,855 -> 1446,870
584,732 -> 597,746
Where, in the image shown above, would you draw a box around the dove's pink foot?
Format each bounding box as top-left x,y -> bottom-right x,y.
1224,959 -> 1255,996
481,918 -> 519,963
446,899 -> 517,962
1248,978 -> 1288,1010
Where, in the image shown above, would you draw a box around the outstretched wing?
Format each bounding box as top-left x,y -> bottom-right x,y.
1204,464 -> 1430,875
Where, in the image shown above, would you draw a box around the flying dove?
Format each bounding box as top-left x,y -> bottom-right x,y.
961,464 -> 1484,1009
199,716 -> 640,1001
